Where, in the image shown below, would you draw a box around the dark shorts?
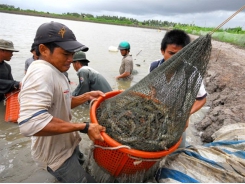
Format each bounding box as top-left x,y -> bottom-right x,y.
47,146 -> 96,183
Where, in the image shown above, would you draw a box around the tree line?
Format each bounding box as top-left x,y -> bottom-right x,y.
0,4 -> 182,28
0,3 -> 244,35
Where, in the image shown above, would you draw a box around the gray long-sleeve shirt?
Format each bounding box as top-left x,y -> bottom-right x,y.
72,66 -> 112,96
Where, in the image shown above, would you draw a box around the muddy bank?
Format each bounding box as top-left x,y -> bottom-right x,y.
191,35 -> 245,143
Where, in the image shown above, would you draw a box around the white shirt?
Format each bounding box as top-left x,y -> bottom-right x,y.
18,60 -> 81,171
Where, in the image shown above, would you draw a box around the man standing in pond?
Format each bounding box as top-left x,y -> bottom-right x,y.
72,51 -> 112,96
24,43 -> 38,74
0,39 -> 21,102
116,41 -> 133,80
116,41 -> 133,90
18,21 -> 106,183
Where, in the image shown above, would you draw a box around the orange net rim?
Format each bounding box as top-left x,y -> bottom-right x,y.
90,90 -> 181,159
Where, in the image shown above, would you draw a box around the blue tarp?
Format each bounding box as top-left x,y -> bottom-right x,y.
155,140 -> 245,183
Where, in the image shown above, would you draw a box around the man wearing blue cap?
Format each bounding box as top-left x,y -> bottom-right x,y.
18,21 -> 106,183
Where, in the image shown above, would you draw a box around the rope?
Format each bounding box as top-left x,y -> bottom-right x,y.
89,98 -> 97,111
93,144 -> 162,164
209,5 -> 245,35
128,155 -> 163,163
4,90 -> 20,101
93,144 -> 131,150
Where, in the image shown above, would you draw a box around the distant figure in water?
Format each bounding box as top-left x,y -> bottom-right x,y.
116,41 -> 133,81
24,43 -> 38,74
0,39 -> 21,102
72,51 -> 112,96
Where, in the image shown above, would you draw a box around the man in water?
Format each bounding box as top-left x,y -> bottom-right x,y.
116,41 -> 133,80
24,43 -> 38,74
72,51 -> 112,96
0,39 -> 20,102
116,41 -> 133,90
18,21 -> 106,183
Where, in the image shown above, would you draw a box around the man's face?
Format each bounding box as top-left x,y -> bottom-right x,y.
72,61 -> 79,72
120,49 -> 128,56
161,44 -> 183,61
0,49 -> 14,61
40,45 -> 74,72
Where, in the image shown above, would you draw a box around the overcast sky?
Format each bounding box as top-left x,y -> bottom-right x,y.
1,0 -> 245,29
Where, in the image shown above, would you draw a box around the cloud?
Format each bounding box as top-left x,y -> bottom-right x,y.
75,0 -> 244,15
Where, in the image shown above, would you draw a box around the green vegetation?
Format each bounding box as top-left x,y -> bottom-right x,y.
174,25 -> 245,47
1,4 -> 244,47
0,4 -> 175,28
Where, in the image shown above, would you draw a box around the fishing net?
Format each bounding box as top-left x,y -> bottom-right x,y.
96,34 -> 212,152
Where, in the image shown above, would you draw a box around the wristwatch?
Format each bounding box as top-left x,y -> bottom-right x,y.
80,122 -> 90,133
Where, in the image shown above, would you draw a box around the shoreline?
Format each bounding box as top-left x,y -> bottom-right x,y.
0,10 -> 170,31
1,10 -> 243,48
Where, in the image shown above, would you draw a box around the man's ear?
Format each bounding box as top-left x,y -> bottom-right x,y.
39,44 -> 50,58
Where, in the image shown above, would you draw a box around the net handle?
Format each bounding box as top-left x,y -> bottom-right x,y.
209,5 -> 245,35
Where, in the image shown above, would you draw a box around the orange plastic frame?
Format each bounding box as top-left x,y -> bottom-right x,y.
90,90 -> 181,159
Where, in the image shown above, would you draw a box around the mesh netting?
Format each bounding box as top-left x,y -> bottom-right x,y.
96,34 -> 212,152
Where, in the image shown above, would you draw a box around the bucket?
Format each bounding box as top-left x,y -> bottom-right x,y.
90,90 -> 181,177
4,90 -> 20,123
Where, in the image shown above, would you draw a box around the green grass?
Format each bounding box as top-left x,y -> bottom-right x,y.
174,25 -> 245,47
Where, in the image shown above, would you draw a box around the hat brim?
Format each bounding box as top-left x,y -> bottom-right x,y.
55,41 -> 89,52
73,59 -> 90,63
0,47 -> 19,52
80,59 -> 90,63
